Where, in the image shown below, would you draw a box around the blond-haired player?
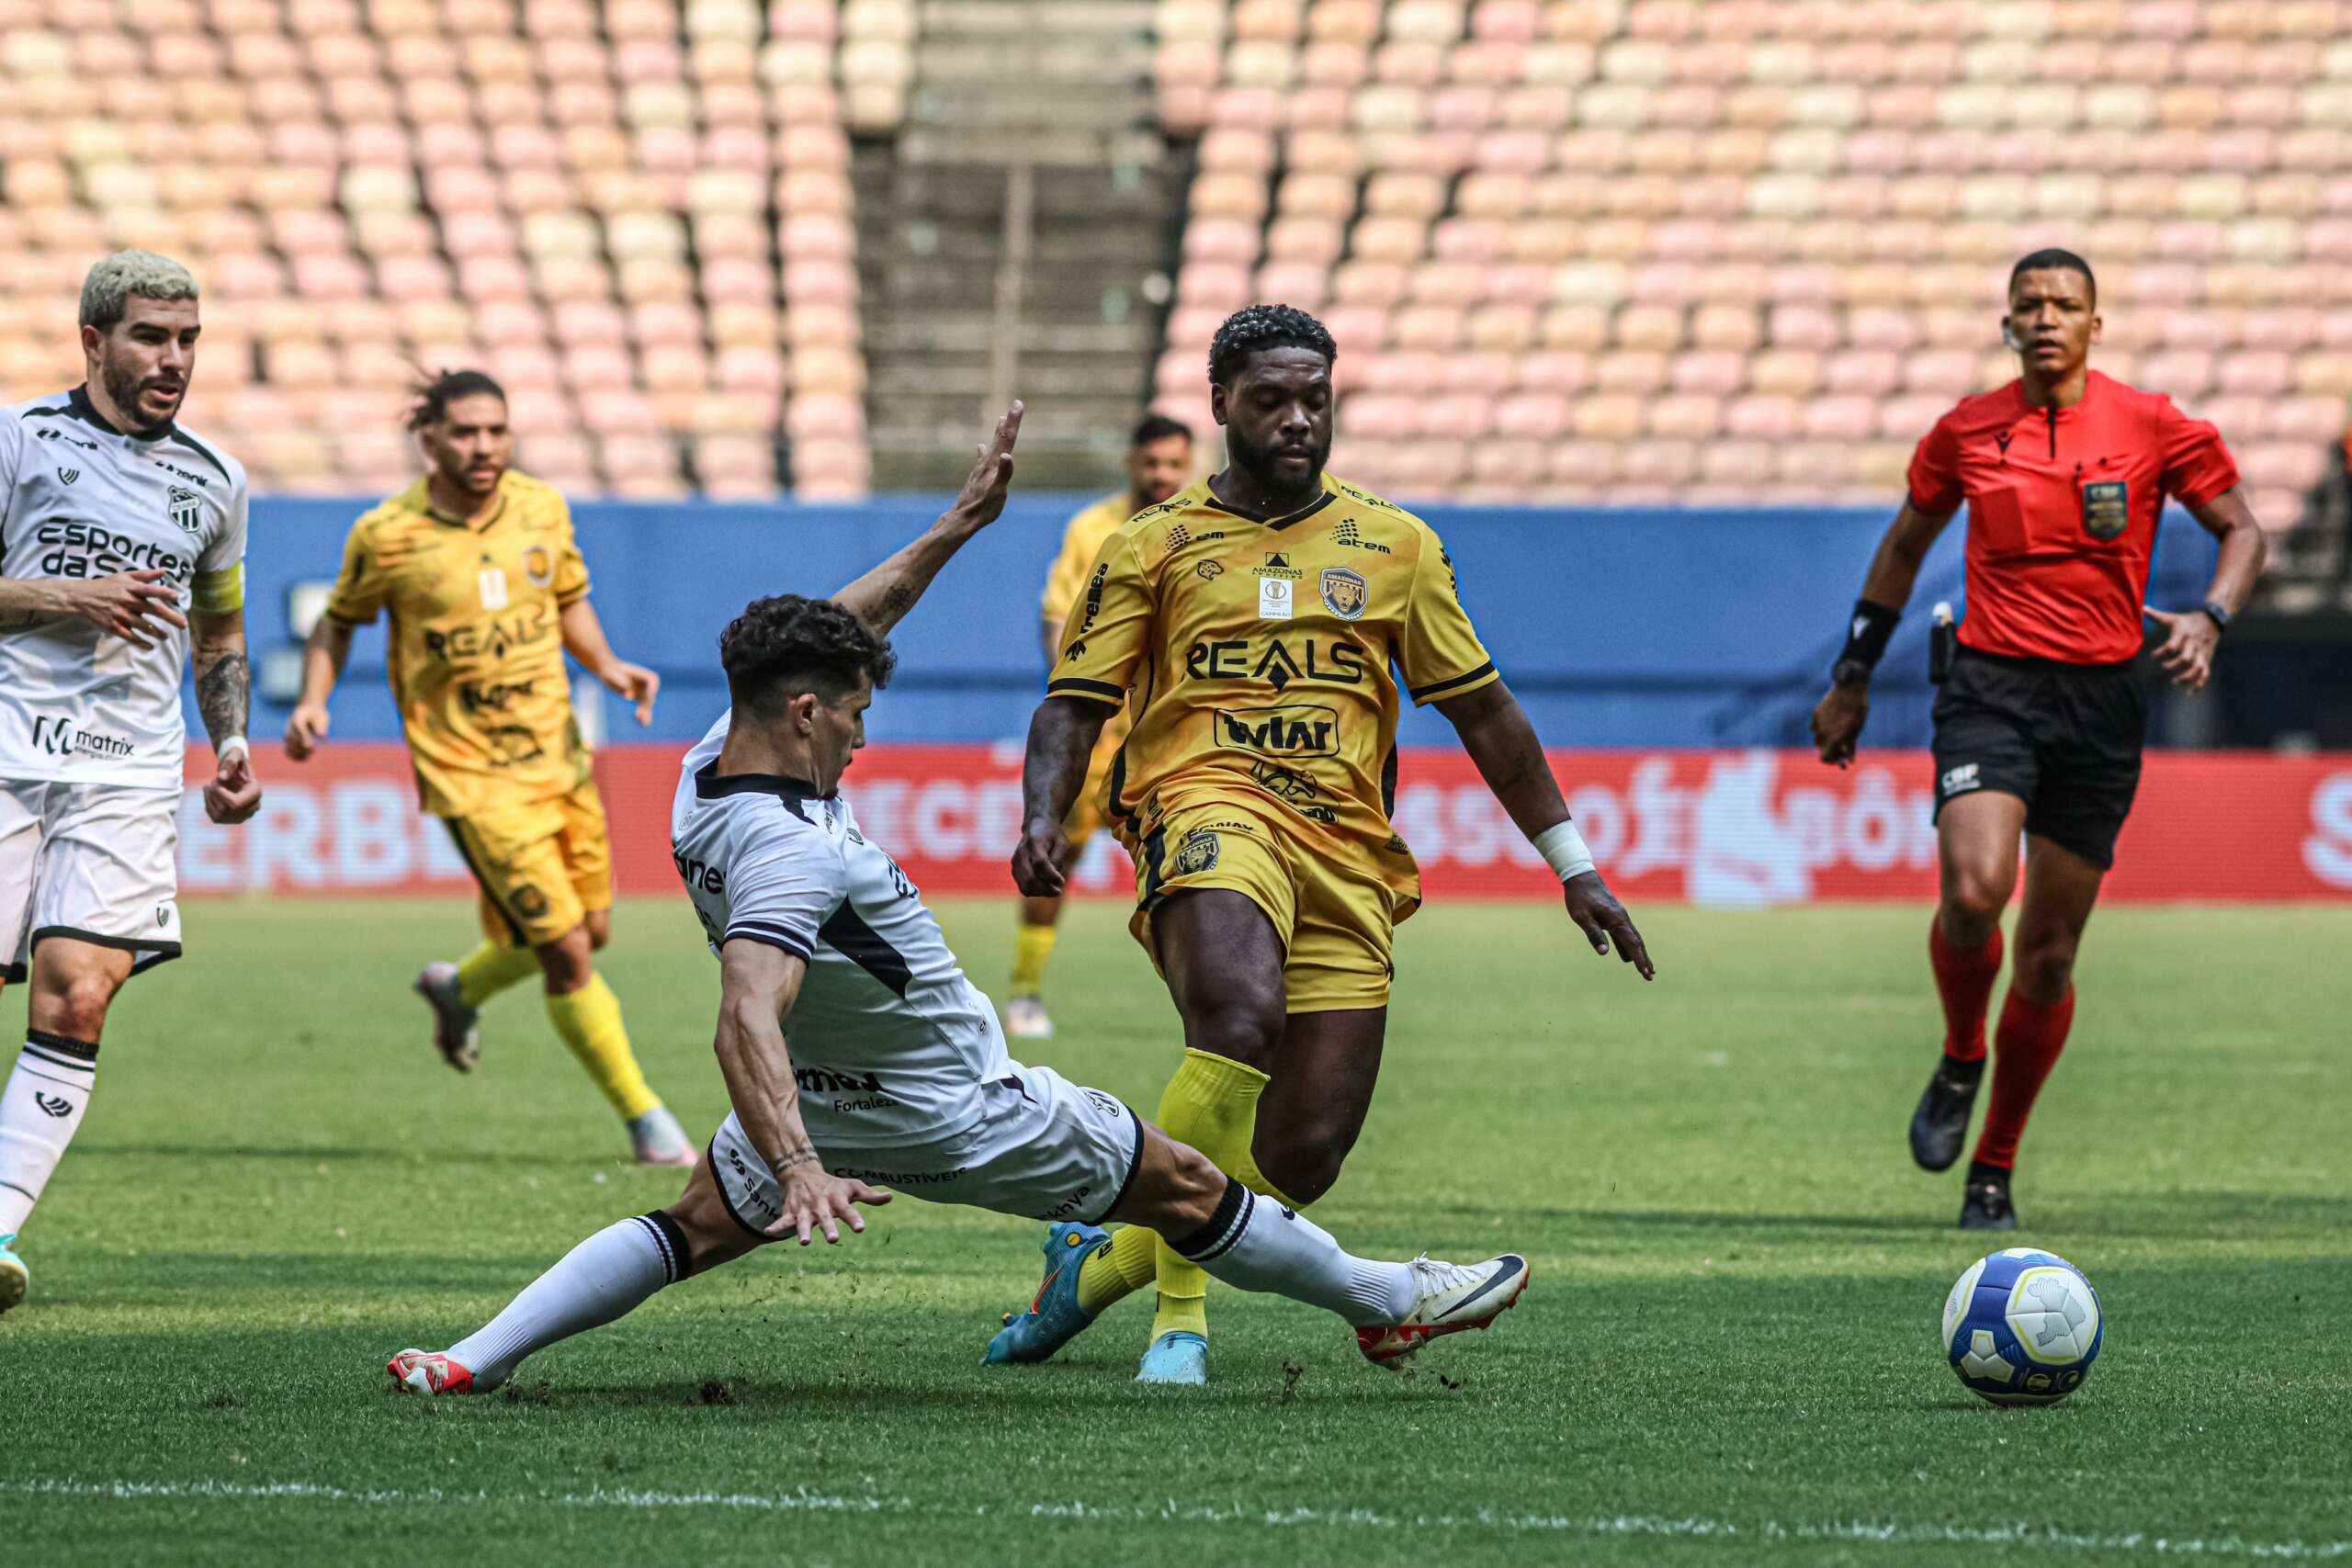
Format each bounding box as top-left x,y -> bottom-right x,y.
283,370 -> 690,1165
1001,414 -> 1193,1040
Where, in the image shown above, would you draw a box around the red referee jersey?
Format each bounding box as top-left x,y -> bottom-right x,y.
1906,369 -> 2239,664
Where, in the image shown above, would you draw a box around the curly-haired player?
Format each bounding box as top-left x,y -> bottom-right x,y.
283,369 -> 692,1164
990,305 -> 1653,1384
384,404 -> 1532,1397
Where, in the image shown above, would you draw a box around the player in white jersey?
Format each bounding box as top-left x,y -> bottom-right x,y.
0,253 -> 262,1313
387,409 -> 1528,1394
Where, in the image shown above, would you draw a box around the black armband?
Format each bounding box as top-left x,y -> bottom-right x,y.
1834,600 -> 1902,684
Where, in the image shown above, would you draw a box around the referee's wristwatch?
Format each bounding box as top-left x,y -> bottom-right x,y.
2199,600 -> 2232,634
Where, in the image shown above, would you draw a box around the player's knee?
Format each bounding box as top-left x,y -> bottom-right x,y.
537,928 -> 594,992
1940,867 -> 2010,934
1184,996 -> 1283,1068
1258,1134 -> 1348,1207
45,969 -> 119,1038
1142,1137 -> 1231,1230
584,911 -> 612,952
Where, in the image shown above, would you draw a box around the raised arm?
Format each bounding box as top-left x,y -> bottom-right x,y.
2143,486 -> 2267,692
1010,695 -> 1114,897
192,605 -> 261,824
1435,680 -> 1654,980
1811,497 -> 1961,767
713,938 -> 889,1246
833,401 -> 1023,637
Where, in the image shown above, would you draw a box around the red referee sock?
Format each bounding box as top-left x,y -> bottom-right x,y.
1973,987 -> 2076,1170
1928,919 -> 2003,1064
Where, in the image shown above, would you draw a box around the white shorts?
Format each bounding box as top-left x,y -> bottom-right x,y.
0,780 -> 183,984
708,1061 -> 1146,1236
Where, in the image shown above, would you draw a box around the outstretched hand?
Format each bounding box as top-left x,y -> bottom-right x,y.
1564,871 -> 1654,981
946,401 -> 1023,531
1011,818 -> 1071,897
2143,606 -> 2219,691
601,659 -> 661,725
765,1163 -> 892,1247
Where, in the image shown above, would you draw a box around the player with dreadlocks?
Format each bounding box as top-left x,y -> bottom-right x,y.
983,304 -> 1655,1384
284,369 -> 694,1165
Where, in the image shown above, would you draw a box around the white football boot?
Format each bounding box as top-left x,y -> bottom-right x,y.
414,962 -> 481,1073
628,1106 -> 697,1167
388,1348 -> 483,1394
0,1233 -> 27,1314
1355,1253 -> 1531,1366
1003,996 -> 1054,1040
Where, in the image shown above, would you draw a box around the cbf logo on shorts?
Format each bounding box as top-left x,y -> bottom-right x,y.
2081,479 -> 2129,540
1942,761 -> 1981,797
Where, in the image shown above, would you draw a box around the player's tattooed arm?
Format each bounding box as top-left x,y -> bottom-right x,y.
832,402 -> 1023,637
1011,695 -> 1111,897
192,607 -> 263,825
713,940 -> 890,1246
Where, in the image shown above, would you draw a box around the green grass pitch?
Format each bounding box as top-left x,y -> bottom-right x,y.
2,894 -> 2346,1566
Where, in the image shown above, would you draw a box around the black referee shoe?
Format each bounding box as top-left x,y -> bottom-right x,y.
1908,1054 -> 1984,1172
1959,1163 -> 2018,1232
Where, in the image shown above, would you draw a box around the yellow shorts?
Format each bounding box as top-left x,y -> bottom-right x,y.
1128,796 -> 1396,1013
442,776 -> 614,951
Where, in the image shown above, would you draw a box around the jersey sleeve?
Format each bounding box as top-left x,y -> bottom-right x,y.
191,472 -> 249,613
550,494 -> 591,604
1039,507 -> 1101,628
1399,528 -> 1500,705
322,518 -> 388,626
723,829 -> 848,960
2156,397 -> 2241,507
0,413 -> 22,542
1045,529 -> 1149,706
1906,411 -> 1964,514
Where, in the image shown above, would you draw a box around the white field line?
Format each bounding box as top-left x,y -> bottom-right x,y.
3,1477 -> 2349,1559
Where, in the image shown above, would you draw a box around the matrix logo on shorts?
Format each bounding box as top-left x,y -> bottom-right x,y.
1942,762 -> 1981,797
1216,705 -> 1340,758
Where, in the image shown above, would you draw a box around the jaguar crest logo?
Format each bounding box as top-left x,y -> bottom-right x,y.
1171,830 -> 1220,876
1318,566 -> 1369,621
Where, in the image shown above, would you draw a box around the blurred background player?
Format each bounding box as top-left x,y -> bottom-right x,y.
1001,413 -> 1194,1040
0,252 -> 262,1310
996,305 -> 1651,1384
282,369 -> 691,1167
1811,250 -> 2267,1231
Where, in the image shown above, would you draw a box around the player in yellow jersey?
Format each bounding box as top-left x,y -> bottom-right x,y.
1001,414 -> 1193,1040
281,370 -> 693,1165
986,306 -> 1655,1383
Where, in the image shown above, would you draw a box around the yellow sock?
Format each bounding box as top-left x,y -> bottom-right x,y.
1148,1048 -> 1271,1342
455,942 -> 539,1009
544,973 -> 660,1121
1009,920 -> 1057,997
1076,1224 -> 1159,1315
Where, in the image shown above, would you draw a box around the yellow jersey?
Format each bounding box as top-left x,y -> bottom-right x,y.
323,470 -> 593,818
1046,472 -> 1498,898
1041,492 -> 1140,772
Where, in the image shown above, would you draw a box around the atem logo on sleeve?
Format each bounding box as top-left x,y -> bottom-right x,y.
1215,705 -> 1340,757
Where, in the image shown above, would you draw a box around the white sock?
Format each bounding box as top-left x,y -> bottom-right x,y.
0,1032 -> 100,1236
1173,1179 -> 1415,1327
444,1213 -> 687,1386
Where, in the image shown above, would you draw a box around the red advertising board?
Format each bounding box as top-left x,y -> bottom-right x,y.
187,744 -> 2352,905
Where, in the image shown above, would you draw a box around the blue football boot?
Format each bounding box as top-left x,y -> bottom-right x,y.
983,1222 -> 1111,1365
0,1233 -> 27,1314
1136,1329 -> 1208,1385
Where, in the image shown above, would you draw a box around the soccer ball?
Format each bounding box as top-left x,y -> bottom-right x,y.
1941,1247 -> 2103,1406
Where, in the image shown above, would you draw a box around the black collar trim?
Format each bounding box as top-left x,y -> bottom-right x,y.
69,383 -> 175,443
1200,487 -> 1335,533
695,761 -> 827,802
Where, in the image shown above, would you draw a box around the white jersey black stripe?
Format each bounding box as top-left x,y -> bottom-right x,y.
0,387 -> 249,788
669,711 -> 1012,1149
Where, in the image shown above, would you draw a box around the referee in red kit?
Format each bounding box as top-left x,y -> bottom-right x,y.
1811,249 -> 2268,1231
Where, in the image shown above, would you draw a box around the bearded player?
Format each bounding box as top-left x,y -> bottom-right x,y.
1001,413 -> 1193,1040
0,252 -> 263,1311
284,370 -> 692,1166
385,405 -> 1529,1397
1812,250 -> 2266,1229
988,305 -> 1653,1385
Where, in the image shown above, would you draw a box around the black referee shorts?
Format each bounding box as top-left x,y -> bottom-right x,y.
1929,649 -> 2148,870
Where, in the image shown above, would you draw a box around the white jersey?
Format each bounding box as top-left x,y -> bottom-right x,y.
671,711 -> 1012,1149
0,387 -> 249,789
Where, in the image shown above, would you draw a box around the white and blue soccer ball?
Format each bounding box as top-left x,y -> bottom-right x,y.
1941,1248 -> 2103,1406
